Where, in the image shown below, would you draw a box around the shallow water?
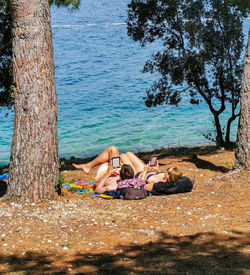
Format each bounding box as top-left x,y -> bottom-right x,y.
0,0 -> 249,166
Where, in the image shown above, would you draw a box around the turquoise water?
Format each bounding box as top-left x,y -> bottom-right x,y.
0,0 -> 249,166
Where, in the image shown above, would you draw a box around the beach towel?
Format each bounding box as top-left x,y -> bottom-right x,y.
0,172 -> 8,181
62,182 -> 114,199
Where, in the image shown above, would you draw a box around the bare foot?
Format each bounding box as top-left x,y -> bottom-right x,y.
72,163 -> 90,174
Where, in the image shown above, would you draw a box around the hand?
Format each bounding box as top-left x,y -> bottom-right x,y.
107,165 -> 114,175
152,160 -> 160,171
144,164 -> 150,172
145,182 -> 154,191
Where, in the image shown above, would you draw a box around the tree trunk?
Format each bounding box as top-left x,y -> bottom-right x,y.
7,0 -> 59,201
213,112 -> 225,147
234,30 -> 250,169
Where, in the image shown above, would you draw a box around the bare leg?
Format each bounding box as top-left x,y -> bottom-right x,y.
121,152 -> 145,174
120,153 -> 136,172
73,146 -> 119,174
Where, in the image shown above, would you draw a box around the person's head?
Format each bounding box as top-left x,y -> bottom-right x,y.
120,164 -> 134,180
165,167 -> 183,182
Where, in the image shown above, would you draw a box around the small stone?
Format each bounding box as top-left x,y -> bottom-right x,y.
121,258 -> 131,261
137,229 -> 154,235
168,248 -> 177,251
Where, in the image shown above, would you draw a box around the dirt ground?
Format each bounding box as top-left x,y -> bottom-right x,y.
0,146 -> 249,274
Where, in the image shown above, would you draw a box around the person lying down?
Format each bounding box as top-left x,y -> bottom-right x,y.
73,145 -> 193,195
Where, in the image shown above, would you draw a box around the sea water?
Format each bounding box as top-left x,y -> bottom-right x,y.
0,0 -> 249,166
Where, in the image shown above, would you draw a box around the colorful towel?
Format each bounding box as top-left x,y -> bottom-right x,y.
62,182 -> 114,199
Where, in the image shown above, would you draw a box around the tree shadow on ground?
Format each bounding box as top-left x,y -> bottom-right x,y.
1,231 -> 249,274
182,155 -> 229,173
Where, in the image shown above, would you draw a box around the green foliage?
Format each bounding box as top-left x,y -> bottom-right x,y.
229,0 -> 250,15
127,0 -> 247,146
55,172 -> 65,186
59,160 -> 66,169
49,0 -> 80,10
0,0 -> 81,111
0,0 -> 13,110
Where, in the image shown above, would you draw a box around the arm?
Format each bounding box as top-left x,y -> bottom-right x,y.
95,165 -> 114,193
139,164 -> 150,181
152,160 -> 160,172
139,164 -> 156,191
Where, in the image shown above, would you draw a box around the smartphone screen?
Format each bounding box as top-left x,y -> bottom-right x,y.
112,157 -> 120,168
149,155 -> 158,166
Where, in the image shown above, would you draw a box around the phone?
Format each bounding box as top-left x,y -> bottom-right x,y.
111,157 -> 120,168
149,154 -> 158,166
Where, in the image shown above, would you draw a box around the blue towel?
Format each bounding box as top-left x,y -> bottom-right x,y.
0,172 -> 8,181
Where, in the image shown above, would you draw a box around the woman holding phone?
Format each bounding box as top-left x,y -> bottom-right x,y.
73,145 -> 183,192
73,146 -> 135,193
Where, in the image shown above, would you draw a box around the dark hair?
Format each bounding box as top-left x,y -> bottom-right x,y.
120,164 -> 134,180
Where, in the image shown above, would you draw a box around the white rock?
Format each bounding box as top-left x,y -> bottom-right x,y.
137,229 -> 154,235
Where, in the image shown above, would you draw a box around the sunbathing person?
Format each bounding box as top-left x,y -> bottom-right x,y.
73,145 -> 183,192
94,164 -> 134,194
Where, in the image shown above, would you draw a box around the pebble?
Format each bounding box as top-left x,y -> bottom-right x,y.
167,248 -> 177,251
137,229 -> 155,235
121,258 -> 131,261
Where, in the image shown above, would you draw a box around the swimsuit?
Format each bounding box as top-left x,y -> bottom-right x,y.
135,171 -> 164,184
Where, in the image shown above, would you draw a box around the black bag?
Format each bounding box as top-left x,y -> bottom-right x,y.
119,187 -> 148,200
